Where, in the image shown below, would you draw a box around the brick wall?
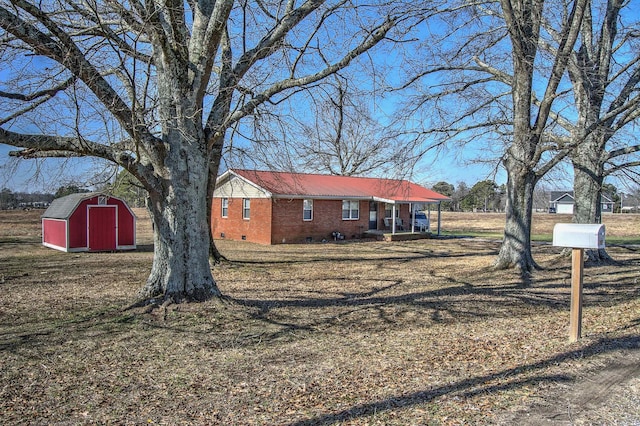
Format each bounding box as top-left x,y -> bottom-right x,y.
211,197 -> 272,245
271,199 -> 370,243
212,197 -> 415,245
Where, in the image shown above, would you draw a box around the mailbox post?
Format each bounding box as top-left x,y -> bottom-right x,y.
552,224 -> 606,342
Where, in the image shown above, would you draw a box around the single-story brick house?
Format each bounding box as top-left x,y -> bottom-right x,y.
549,191 -> 614,214
211,169 -> 450,244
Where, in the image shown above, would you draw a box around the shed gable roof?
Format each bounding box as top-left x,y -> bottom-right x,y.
42,193 -> 125,219
221,170 -> 450,203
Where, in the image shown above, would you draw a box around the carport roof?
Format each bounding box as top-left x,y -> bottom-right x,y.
224,169 -> 450,203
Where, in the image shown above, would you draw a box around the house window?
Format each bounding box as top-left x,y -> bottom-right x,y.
221,198 -> 228,217
242,198 -> 250,219
342,200 -> 359,220
303,199 -> 313,221
98,196 -> 107,205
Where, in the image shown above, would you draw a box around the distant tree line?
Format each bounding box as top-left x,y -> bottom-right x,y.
0,185 -> 93,209
0,188 -> 54,210
430,180 -> 636,214
431,180 -> 506,212
0,172 -> 147,211
4,176 -> 636,214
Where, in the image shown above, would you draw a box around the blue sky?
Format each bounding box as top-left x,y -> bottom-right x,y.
0,144 -> 108,193
0,1 -> 635,194
0,136 -> 514,193
0,138 -> 520,193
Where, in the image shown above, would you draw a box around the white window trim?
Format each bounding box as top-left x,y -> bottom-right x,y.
342,200 -> 359,220
242,198 -> 250,220
303,199 -> 313,221
221,198 -> 228,218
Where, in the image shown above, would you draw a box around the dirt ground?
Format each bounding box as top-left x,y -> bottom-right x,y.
0,209 -> 638,424
500,349 -> 640,424
446,211 -> 640,424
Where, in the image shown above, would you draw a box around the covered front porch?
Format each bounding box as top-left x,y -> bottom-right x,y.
366,198 -> 445,239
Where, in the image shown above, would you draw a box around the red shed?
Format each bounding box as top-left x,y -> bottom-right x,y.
42,193 -> 136,252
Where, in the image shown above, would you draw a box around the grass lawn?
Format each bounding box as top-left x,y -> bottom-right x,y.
1,209 -> 638,424
438,211 -> 640,244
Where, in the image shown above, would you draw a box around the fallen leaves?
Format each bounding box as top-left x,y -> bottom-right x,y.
1,210 -> 639,424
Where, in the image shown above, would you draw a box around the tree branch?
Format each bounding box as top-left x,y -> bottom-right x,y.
225,15 -> 397,127
0,76 -> 76,101
0,3 -> 137,135
0,128 -> 133,166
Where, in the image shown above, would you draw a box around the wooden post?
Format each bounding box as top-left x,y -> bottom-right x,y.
569,248 -> 584,342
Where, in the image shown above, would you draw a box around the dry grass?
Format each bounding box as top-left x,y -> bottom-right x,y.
439,211 -> 640,242
1,209 -> 639,424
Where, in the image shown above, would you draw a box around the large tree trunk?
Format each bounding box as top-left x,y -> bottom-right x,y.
571,135 -> 613,263
494,0 -> 540,274
137,134 -> 221,302
495,154 -> 538,272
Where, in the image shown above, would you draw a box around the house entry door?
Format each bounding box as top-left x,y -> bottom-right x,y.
369,202 -> 377,230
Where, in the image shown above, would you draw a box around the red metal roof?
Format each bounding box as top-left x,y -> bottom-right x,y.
230,169 -> 450,203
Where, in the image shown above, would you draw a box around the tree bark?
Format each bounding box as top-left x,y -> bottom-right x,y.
571,133 -> 613,263
494,0 -> 540,273
493,0 -> 585,273
562,0 -> 631,264
495,153 -> 538,272
207,134 -> 227,264
138,142 -> 221,302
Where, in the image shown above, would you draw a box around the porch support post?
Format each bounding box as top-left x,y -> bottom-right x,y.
392,204 -> 397,235
437,202 -> 442,236
410,203 -> 415,233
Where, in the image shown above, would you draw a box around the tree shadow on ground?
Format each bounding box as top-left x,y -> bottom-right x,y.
227,268 -> 639,342
287,334 -> 640,426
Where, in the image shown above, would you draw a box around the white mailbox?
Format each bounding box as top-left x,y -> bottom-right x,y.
552,223 -> 605,249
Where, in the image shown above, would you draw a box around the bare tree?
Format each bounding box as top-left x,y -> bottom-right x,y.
397,0 -> 586,272
293,76 -> 406,176
561,0 -> 640,261
493,0 -> 586,271
223,68 -> 409,178
0,0 -> 404,303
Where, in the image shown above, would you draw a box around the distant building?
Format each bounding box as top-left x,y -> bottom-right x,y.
18,201 -> 50,209
549,191 -> 614,214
